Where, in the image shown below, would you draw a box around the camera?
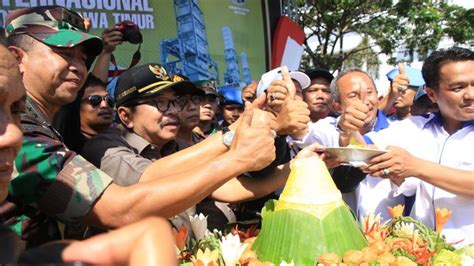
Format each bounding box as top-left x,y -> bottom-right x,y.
115,21 -> 143,44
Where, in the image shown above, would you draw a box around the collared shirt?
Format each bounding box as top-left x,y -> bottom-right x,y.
2,97 -> 113,246
289,111 -> 403,221
82,125 -> 196,237
365,113 -> 474,246
82,124 -> 177,186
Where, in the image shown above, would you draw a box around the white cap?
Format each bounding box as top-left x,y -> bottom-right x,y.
256,67 -> 311,97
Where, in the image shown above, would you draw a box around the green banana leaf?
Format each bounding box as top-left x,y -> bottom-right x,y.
253,200 -> 367,265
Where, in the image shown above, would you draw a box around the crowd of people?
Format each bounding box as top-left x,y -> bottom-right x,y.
0,5 -> 472,265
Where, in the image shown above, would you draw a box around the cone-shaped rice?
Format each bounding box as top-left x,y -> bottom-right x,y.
253,157 -> 367,265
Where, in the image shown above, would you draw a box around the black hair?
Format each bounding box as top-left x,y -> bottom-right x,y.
6,34 -> 36,51
52,73 -> 105,154
82,74 -> 107,90
422,47 -> 474,91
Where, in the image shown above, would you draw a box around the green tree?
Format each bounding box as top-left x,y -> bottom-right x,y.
287,0 -> 473,73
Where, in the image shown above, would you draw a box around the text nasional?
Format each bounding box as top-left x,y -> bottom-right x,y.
0,0 -> 154,12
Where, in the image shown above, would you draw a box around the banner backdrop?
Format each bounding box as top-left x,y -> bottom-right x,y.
1,0 -> 267,87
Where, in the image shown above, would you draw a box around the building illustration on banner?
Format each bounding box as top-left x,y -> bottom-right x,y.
160,0 -> 250,90
241,52 -> 251,85
0,0 -> 259,92
160,0 -> 219,82
219,26 -> 241,91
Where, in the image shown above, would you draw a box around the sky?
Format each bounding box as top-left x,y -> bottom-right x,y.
450,0 -> 473,9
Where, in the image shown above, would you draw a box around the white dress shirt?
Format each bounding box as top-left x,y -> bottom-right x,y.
365,113 -> 474,247
289,112 -> 403,221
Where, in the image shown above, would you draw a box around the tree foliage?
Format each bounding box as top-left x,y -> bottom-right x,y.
287,0 -> 473,72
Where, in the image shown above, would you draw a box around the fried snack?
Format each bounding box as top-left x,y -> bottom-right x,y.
361,246 -> 378,263
391,256 -> 417,266
317,252 -> 341,264
369,240 -> 388,255
376,252 -> 396,264
343,250 -> 364,264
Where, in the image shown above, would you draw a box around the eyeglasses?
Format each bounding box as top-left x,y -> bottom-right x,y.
83,95 -> 114,107
180,95 -> 203,106
145,97 -> 188,112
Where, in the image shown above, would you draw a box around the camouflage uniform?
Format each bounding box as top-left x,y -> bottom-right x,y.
4,5 -> 102,55
1,98 -> 113,247
2,5 -> 106,247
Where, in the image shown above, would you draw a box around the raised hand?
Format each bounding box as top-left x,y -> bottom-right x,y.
281,66 -> 296,99
274,99 -> 310,135
101,27 -> 124,54
266,80 -> 288,112
230,101 -> 276,172
270,66 -> 310,135
252,91 -> 268,109
266,66 -> 297,113
338,82 -> 370,133
391,63 -> 410,94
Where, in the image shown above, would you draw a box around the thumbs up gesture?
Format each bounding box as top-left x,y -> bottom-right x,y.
270,66 -> 311,135
391,63 -> 410,94
230,101 -> 276,171
338,82 -> 371,133
266,66 -> 297,113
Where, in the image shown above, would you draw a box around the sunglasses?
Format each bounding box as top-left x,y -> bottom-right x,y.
83,95 -> 114,107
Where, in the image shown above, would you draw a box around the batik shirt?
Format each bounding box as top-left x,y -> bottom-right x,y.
1,97 -> 112,247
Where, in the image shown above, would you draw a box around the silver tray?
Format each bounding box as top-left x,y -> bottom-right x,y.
325,147 -> 387,166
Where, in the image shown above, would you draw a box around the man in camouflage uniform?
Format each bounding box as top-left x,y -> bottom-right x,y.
3,5 -> 111,246
0,43 -> 177,265
3,5 -> 278,247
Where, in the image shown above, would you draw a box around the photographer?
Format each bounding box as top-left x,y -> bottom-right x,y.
91,27 -> 123,82
92,21 -> 143,83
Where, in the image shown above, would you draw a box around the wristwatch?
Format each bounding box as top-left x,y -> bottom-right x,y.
335,117 -> 351,137
221,126 -> 235,148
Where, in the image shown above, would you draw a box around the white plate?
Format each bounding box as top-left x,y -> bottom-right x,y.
325,147 -> 387,166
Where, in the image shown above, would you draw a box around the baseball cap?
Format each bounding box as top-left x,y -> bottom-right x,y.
386,66 -> 425,88
219,87 -> 243,105
5,5 -> 103,56
305,68 -> 334,83
256,67 -> 311,97
195,80 -> 219,97
414,85 -> 428,102
115,64 -> 198,107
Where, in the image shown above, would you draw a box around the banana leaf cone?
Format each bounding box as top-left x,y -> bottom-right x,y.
252,156 -> 367,265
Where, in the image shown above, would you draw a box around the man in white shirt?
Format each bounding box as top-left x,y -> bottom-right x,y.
290,68 -> 403,220
360,47 -> 474,246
